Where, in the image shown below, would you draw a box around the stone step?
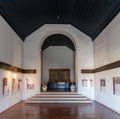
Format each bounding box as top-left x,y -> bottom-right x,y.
39,91 -> 78,95
25,100 -> 92,103
30,97 -> 88,101
33,94 -> 85,98
25,93 -> 92,104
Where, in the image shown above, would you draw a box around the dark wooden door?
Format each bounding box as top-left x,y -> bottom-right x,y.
49,69 -> 70,82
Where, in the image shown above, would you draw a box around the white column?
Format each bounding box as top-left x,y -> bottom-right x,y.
75,48 -> 81,93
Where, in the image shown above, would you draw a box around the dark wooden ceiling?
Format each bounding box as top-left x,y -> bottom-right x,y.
0,0 -> 120,41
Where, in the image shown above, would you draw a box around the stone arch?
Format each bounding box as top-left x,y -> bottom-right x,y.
39,29 -> 80,51
41,33 -> 75,51
39,28 -> 80,92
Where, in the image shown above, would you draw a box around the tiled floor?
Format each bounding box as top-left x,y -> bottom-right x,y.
0,101 -> 120,119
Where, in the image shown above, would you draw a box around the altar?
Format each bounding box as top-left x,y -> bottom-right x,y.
47,81 -> 71,90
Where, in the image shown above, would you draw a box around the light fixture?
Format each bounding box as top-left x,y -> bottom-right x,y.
57,16 -> 60,19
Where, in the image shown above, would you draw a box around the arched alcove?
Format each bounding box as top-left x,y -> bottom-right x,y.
37,25 -> 82,92
41,34 -> 75,91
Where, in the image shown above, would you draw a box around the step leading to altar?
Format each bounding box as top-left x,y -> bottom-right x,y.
25,92 -> 92,103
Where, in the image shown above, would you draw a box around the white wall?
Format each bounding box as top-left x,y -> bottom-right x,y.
22,74 -> 37,100
94,13 -> 120,68
0,16 -> 23,67
41,46 -> 75,84
94,13 -> 120,113
23,24 -> 94,100
0,70 -> 23,112
0,15 -> 23,113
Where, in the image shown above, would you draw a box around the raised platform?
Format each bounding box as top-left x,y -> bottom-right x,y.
40,91 -> 78,95
25,92 -> 92,103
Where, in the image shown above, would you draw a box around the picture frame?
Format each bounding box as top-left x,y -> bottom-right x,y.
82,79 -> 88,87
82,79 -> 93,88
113,77 -> 120,96
2,78 -> 9,95
26,79 -> 34,90
100,78 -> 106,92
18,79 -> 22,91
12,78 -> 17,94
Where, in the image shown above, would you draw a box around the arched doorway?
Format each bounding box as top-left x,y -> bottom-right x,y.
41,34 -> 75,91
38,25 -> 81,93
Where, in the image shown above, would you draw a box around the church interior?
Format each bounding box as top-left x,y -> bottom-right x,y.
0,0 -> 120,119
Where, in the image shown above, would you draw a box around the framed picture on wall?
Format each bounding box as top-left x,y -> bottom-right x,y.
89,79 -> 94,87
18,79 -> 22,91
82,79 -> 88,87
0,78 -> 3,98
12,78 -> 17,94
26,79 -> 34,90
2,78 -> 9,96
82,79 -> 93,88
100,78 -> 106,92
113,77 -> 120,96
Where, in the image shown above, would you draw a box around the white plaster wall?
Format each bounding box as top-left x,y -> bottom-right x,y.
41,46 -> 75,84
94,68 -> 120,113
0,15 -> 23,112
76,34 -> 94,99
94,13 -> 120,68
94,13 -> 120,113
79,74 -> 94,100
23,24 -> 94,100
22,74 -> 37,100
0,70 -> 23,113
0,15 -> 23,67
